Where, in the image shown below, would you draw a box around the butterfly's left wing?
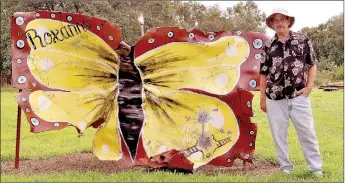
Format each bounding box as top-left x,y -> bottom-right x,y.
11,11 -> 128,161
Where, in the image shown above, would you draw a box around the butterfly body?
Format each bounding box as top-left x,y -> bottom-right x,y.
117,45 -> 145,159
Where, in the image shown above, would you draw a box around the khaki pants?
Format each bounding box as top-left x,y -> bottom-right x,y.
266,95 -> 322,172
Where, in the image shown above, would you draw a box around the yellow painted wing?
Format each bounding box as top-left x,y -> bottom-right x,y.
141,89 -> 239,169
136,36 -> 249,168
25,19 -> 122,160
29,90 -> 122,160
26,19 -> 119,92
92,105 -> 123,160
135,36 -> 250,95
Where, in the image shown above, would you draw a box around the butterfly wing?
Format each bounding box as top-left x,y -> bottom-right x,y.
134,27 -> 267,169
135,28 -> 267,92
135,35 -> 249,95
11,11 -> 125,160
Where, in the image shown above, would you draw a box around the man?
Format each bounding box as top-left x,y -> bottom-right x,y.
260,8 -> 323,176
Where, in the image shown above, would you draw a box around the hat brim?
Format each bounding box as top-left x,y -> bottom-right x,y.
266,13 -> 295,29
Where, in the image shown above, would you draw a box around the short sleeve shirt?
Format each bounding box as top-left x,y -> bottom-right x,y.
260,31 -> 317,100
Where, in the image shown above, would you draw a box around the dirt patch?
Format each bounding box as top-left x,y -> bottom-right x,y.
196,160 -> 280,177
1,153 -> 279,177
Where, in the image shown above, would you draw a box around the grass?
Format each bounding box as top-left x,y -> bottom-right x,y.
0,170 -> 329,182
1,88 -> 344,182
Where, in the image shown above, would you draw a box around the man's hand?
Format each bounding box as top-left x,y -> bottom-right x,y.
297,64 -> 316,97
296,86 -> 312,97
260,97 -> 267,113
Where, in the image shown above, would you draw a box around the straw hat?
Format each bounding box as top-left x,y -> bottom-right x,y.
266,8 -> 295,29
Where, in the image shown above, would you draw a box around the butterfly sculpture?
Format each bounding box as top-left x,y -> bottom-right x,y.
11,10 -> 267,171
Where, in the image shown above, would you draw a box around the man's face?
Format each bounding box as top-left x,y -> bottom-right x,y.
271,14 -> 291,34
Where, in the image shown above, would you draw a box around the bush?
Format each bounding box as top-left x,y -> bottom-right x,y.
314,59 -> 342,86
317,59 -> 337,72
315,70 -> 334,86
334,64 -> 344,81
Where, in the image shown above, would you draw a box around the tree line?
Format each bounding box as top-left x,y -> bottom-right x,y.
1,1 -> 343,84
302,13 -> 344,83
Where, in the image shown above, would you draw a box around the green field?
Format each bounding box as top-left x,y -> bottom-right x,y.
1,88 -> 343,182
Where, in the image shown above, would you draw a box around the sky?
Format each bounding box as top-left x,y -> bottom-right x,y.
199,1 -> 344,37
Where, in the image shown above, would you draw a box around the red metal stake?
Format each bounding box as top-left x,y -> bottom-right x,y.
14,89 -> 22,169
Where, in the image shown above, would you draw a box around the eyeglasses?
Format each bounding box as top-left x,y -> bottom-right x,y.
272,17 -> 288,24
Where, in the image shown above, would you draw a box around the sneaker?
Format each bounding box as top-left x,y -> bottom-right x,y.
281,169 -> 292,175
312,170 -> 323,177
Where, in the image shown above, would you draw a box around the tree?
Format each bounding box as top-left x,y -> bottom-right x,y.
197,4 -> 233,32
302,13 -> 344,83
173,1 -> 209,30
226,1 -> 266,33
173,1 -> 266,33
302,13 -> 344,67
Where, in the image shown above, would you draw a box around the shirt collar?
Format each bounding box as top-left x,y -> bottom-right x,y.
272,31 -> 298,43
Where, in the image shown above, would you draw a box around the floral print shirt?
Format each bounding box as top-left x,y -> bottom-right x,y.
260,31 -> 317,100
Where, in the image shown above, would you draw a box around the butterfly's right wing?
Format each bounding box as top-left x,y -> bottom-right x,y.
134,27 -> 267,170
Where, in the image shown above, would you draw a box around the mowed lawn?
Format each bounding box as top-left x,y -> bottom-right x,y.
1,88 -> 343,182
